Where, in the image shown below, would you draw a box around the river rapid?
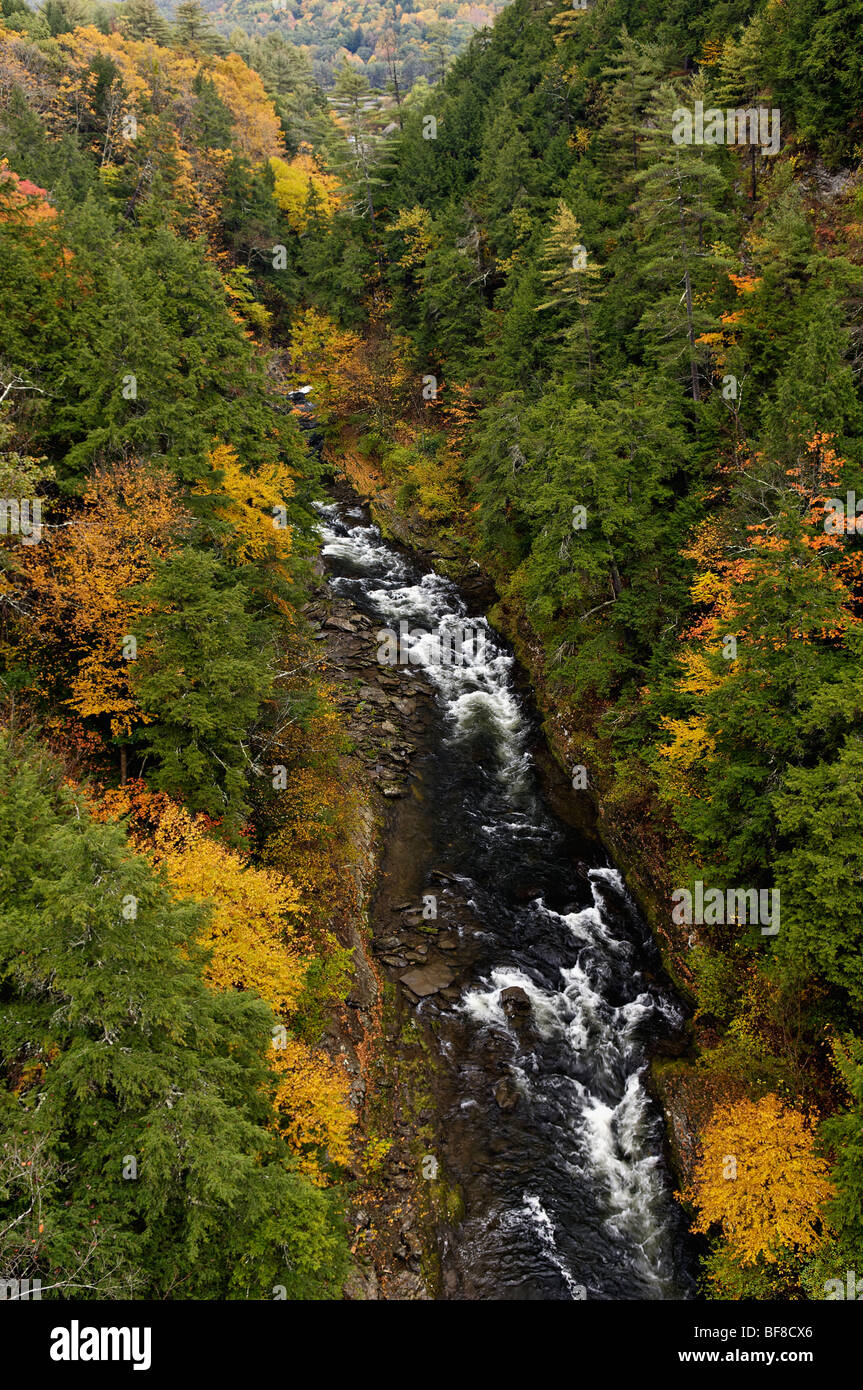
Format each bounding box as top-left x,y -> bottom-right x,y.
318,496 -> 696,1302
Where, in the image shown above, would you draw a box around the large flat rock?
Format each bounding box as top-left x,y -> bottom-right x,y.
399,963 -> 456,998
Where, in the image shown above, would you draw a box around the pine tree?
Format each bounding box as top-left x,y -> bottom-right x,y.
330,62 -> 386,225
0,735 -> 348,1299
130,548 -> 274,830
714,12 -> 770,201
631,78 -> 732,402
536,200 -> 603,394
119,0 -> 171,45
173,0 -> 219,51
599,27 -> 666,180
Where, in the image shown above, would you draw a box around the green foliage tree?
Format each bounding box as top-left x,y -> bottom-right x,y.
131,549 -> 274,831
0,735 -> 347,1298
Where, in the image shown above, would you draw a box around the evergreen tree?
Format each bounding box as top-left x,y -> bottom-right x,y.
119,0 -> 171,45
0,736 -> 347,1299
599,27 -> 666,179
536,200 -> 603,394
631,78 -> 732,402
131,549 -> 274,830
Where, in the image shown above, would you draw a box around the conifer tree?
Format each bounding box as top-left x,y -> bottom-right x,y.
131,548 -> 273,830
631,78 -> 731,402
537,200 -> 603,394
0,736 -> 348,1299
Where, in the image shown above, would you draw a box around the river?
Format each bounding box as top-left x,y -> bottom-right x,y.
318,495 -> 696,1302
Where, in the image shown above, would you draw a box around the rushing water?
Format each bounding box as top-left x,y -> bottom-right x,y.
318,497 -> 696,1302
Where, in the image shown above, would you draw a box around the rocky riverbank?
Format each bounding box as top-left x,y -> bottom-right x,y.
308,516 -> 467,1300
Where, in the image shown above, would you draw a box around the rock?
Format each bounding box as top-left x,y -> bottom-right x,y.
381,785 -> 403,798
399,963 -> 456,998
437,935 -> 458,951
358,685 -> 390,705
343,1262 -> 380,1301
324,617 -> 357,632
381,955 -> 408,968
381,721 -> 398,735
494,1076 -> 520,1112
500,986 -> 532,1019
401,1228 -> 423,1256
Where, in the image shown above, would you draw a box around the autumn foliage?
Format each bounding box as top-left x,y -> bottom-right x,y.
682,1095 -> 834,1267
19,460 -> 187,738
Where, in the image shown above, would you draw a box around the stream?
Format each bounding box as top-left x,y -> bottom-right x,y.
318,496 -> 696,1302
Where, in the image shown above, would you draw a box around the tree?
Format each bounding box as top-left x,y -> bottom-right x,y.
330,62 -> 388,227
20,460 -> 186,759
773,728 -> 863,1008
682,1094 -> 834,1266
191,71 -> 234,151
118,0 -> 171,45
599,27 -> 666,179
173,0 -> 221,53
537,200 -> 603,393
713,12 -> 771,201
631,78 -> 731,402
817,1036 -> 863,1275
0,735 -> 348,1298
102,782 -> 307,1012
130,548 -> 274,830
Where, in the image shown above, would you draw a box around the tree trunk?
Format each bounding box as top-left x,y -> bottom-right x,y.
683,264 -> 700,402
609,558 -> 623,599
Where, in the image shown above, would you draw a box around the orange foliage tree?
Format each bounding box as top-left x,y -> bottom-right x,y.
21,459 -> 187,740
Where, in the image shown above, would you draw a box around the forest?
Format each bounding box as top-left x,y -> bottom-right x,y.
1,0 -> 863,1308
191,0 -> 507,91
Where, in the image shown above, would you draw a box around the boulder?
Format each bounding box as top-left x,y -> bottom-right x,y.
500,986 -> 532,1020
494,1077 -> 520,1112
399,963 -> 456,998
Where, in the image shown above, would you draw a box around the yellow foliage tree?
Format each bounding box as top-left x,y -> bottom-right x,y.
288,306 -> 369,421
99,782 -> 307,1013
269,153 -> 339,232
682,1094 -> 834,1265
195,443 -> 295,597
98,781 -> 356,1184
271,1039 -> 355,1184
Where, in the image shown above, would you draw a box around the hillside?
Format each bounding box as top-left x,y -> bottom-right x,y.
2,0 -> 863,1322
174,0 -> 507,88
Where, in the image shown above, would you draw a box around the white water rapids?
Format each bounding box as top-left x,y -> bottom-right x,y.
318,499 -> 694,1300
